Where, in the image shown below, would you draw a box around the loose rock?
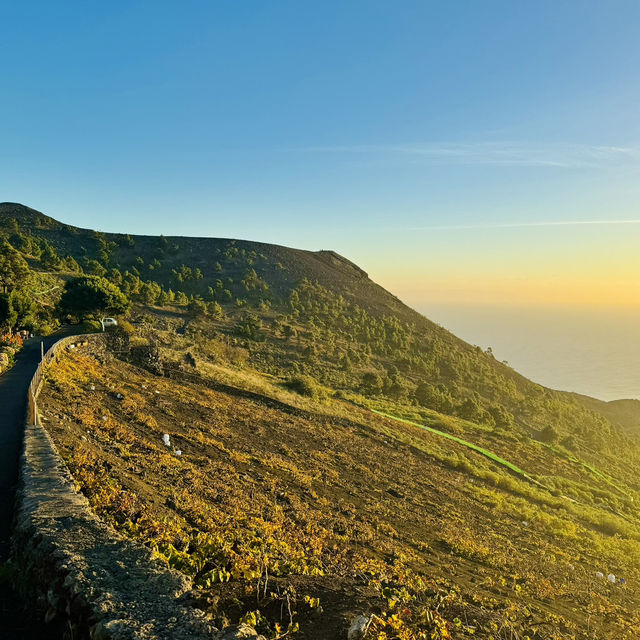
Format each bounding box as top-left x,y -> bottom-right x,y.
348,615 -> 372,640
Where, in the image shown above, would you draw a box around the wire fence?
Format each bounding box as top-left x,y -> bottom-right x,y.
26,335 -> 94,426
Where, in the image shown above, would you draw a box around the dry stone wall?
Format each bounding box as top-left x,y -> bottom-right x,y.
11,336 -> 263,640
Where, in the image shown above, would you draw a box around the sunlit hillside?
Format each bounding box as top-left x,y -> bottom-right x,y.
3,203 -> 640,638
40,345 -> 640,639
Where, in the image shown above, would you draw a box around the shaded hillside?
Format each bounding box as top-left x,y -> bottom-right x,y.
0,202 -> 410,321
573,394 -> 640,433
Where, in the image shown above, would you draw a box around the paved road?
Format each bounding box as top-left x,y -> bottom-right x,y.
0,330 -> 76,639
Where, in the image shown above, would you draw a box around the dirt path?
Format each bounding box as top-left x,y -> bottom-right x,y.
0,329 -> 77,639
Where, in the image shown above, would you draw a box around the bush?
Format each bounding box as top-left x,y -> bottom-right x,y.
0,333 -> 23,349
235,314 -> 263,341
284,374 -> 326,399
118,319 -> 135,335
80,319 -> 103,333
38,323 -> 55,337
539,425 -> 560,444
361,371 -> 382,396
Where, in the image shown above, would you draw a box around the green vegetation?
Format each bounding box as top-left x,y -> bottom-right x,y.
59,275 -> 131,320
4,200 -> 640,639
371,409 -> 530,478
42,348 -> 640,640
283,374 -> 326,399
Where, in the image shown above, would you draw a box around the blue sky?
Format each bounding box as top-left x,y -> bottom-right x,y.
1,1 -> 639,306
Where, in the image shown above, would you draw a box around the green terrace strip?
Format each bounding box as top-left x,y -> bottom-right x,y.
540,441 -> 631,498
371,408 -> 538,483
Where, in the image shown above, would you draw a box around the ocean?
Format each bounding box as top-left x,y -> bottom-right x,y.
416,303 -> 640,402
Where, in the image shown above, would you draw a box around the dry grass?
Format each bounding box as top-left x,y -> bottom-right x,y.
40,351 -> 640,640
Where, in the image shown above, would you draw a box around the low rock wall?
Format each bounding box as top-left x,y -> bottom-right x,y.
0,345 -> 17,374
10,335 -> 219,640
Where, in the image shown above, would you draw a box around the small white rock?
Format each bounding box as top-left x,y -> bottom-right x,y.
163,434 -> 171,447
174,450 -> 182,456
90,385 -> 96,391
102,416 -> 108,422
348,615 -> 372,640
608,573 -> 616,583
595,571 -> 604,579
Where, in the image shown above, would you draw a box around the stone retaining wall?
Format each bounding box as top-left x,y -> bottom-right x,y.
10,336 -> 222,640
0,345 -> 18,374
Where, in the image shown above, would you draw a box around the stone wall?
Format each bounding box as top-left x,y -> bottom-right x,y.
10,336 -> 233,640
0,345 -> 17,374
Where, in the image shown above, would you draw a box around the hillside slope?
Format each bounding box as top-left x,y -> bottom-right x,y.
572,394 -> 640,434
4,201 -> 640,638
39,345 -> 640,639
0,202 -> 411,320
1,201 -> 636,464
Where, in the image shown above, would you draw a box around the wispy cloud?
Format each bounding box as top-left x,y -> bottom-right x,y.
292,141 -> 640,169
410,219 -> 640,231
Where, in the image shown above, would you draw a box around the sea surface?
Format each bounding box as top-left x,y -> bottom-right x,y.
416,303 -> 640,402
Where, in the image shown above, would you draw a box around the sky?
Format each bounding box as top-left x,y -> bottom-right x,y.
1,1 -> 640,308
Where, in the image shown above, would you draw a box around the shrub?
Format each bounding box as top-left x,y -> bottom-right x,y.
0,332 -> 23,348
118,319 -> 135,334
235,314 -> 263,341
80,319 -> 103,333
539,425 -> 560,444
38,323 -> 55,337
361,371 -> 382,396
284,374 -> 326,399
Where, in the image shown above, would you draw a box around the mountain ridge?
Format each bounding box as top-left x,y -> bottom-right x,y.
0,202 -> 410,317
1,202 -> 638,451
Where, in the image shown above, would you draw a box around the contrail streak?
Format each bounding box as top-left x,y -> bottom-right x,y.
289,141 -> 640,168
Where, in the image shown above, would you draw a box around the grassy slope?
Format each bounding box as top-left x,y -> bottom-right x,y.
40,348 -> 640,640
